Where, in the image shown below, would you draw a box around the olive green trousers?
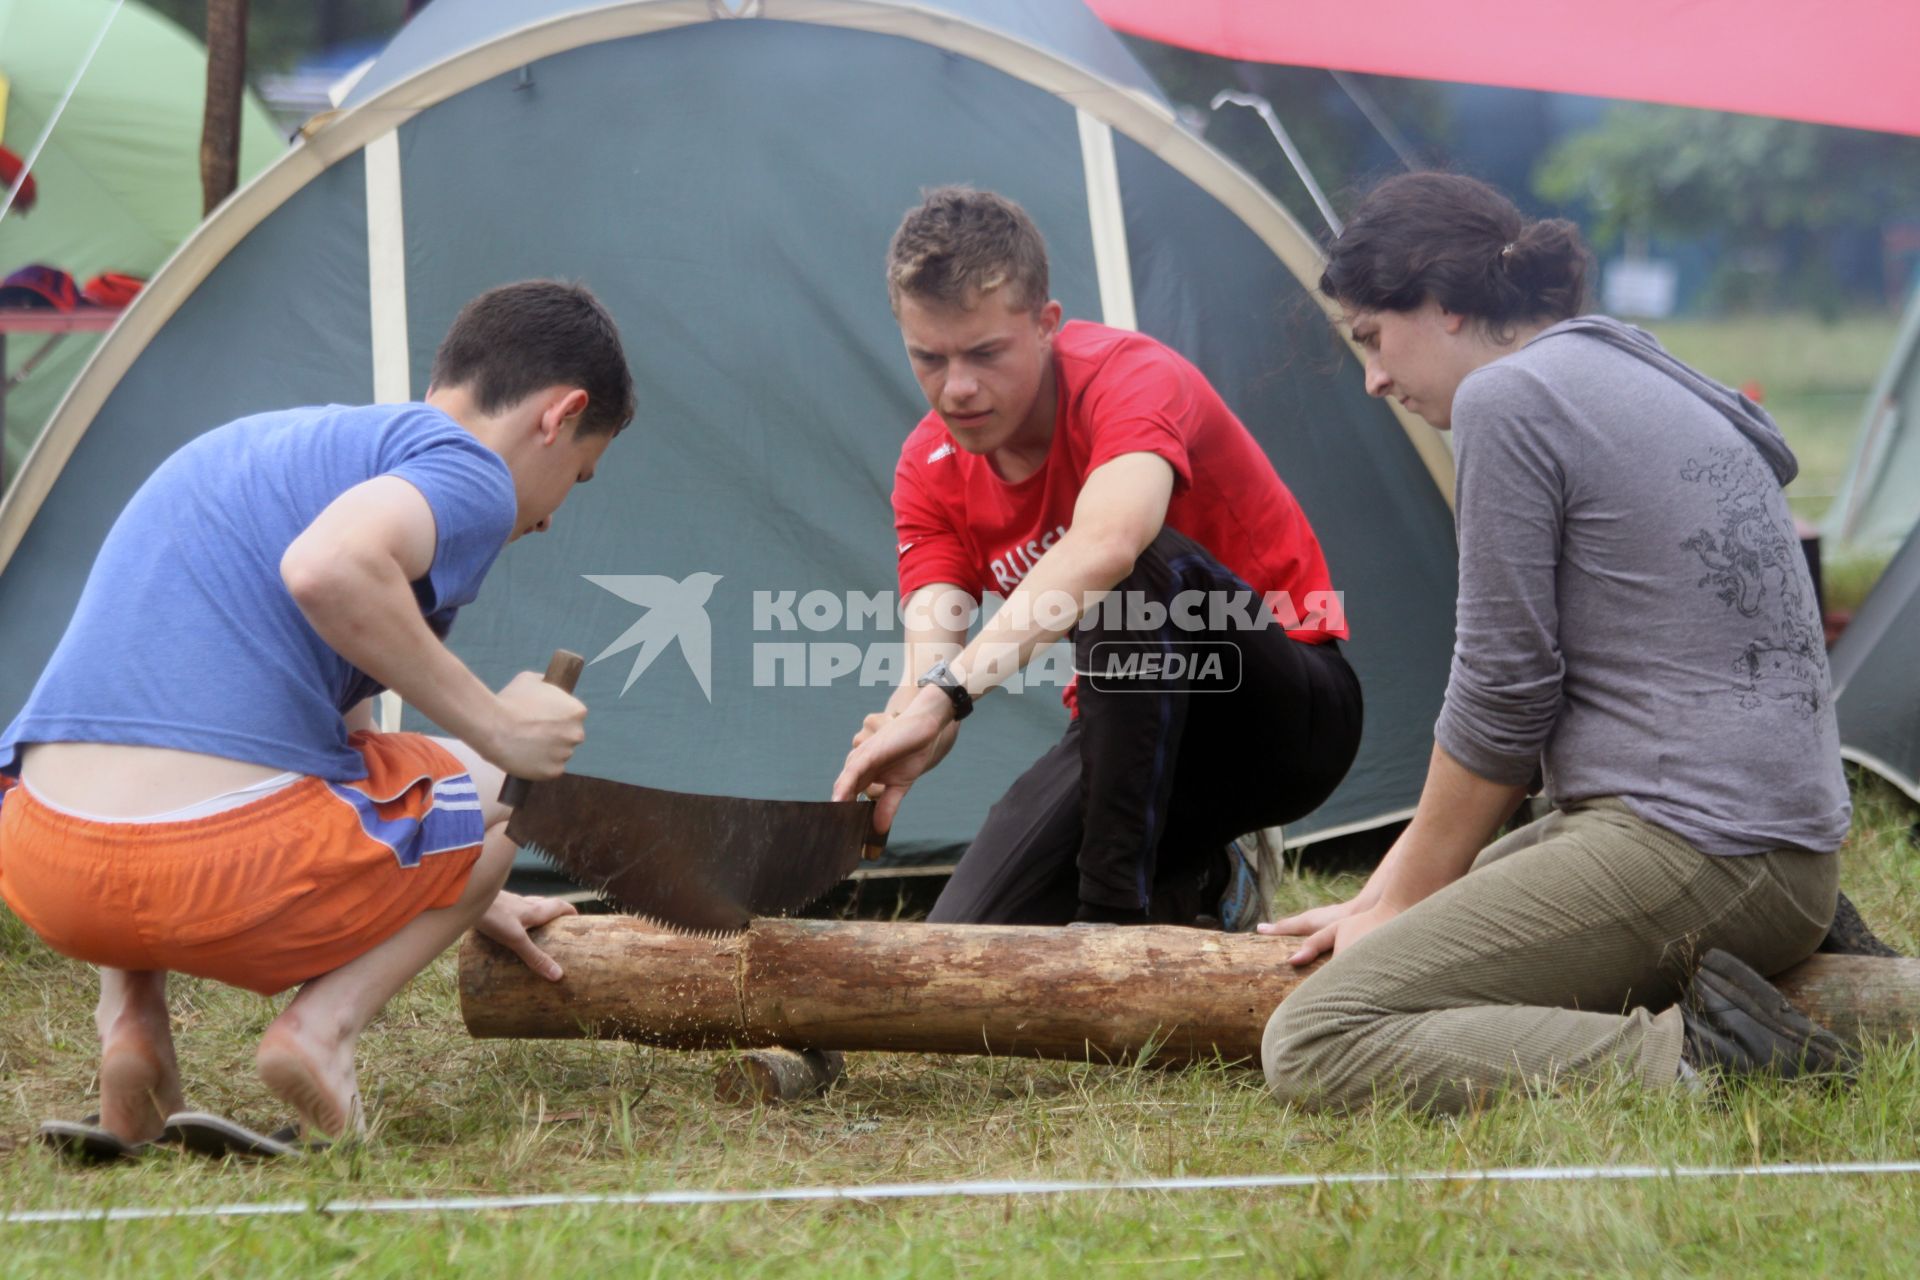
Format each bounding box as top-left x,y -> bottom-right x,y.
1261,799 -> 1838,1113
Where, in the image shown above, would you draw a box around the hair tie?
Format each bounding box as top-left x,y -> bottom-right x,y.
1499,241 -> 1517,261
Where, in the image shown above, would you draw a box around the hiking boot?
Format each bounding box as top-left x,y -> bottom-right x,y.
1678,948 -> 1856,1081
1817,890 -> 1901,957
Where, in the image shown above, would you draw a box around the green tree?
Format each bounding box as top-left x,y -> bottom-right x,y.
1534,104 -> 1920,311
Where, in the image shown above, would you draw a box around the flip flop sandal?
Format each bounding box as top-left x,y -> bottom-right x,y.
160,1112 -> 331,1160
36,1114 -> 156,1164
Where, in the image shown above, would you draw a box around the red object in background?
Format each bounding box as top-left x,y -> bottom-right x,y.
0,265 -> 78,311
0,144 -> 38,212
1741,380 -> 1765,404
1085,0 -> 1920,138
80,272 -> 145,308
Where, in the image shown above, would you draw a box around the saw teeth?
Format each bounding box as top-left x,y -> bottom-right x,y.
579,889 -> 748,935
629,911 -> 749,938
513,808 -> 812,934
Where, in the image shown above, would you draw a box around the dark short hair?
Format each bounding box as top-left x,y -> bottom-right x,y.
887,186 -> 1049,314
428,280 -> 635,436
1320,173 -> 1591,338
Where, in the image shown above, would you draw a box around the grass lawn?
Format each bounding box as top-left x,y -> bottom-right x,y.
2,775 -> 1917,1277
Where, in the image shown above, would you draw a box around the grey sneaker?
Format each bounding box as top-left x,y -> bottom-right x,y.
1678,949 -> 1856,1081
1218,829 -> 1282,932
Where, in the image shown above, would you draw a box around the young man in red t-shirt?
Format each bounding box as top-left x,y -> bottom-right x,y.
832,187 -> 1362,925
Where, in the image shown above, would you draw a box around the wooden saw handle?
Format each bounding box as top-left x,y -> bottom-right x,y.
498,648 -> 586,808
860,798 -> 889,862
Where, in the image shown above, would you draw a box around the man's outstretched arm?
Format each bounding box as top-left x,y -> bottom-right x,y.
833,452 -> 1175,825
949,451 -> 1175,693
854,583 -> 970,739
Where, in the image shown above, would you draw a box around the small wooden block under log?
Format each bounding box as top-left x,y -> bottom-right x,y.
716,1048 -> 846,1105
458,916 -> 1920,1067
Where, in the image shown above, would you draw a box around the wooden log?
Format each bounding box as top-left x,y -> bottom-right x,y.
716,1048 -> 846,1105
460,917 -> 1306,1066
1768,953 -> 1920,1045
458,917 -> 1920,1066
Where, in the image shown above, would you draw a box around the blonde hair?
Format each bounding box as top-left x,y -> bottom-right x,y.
886,186 -> 1049,314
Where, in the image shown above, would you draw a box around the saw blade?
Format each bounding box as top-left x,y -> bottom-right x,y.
506,773 -> 875,933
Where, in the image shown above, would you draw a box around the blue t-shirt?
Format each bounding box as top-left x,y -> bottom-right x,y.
0,403 -> 517,782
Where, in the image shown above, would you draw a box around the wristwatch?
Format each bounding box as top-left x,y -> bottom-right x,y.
916,657 -> 974,722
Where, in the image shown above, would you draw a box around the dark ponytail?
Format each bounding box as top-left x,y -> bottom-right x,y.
1319,172 -> 1591,339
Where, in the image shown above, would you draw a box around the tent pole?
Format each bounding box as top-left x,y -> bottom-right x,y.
202,0 -> 251,217
0,0 -> 125,226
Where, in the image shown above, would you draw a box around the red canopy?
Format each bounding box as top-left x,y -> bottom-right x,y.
1086,0 -> 1920,137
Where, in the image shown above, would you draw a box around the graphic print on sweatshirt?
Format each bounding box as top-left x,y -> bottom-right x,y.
1678,445 -> 1825,717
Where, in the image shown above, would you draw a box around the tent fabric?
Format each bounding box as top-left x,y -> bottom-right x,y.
0,0 -> 1459,870
1085,0 -> 1920,138
341,0 -> 1170,110
1823,283 -> 1920,552
1831,521 -> 1920,801
0,0 -> 282,485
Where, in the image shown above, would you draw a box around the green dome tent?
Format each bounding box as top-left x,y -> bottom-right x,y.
0,0 -> 1461,871
1832,519 -> 1920,801
1825,282 -> 1920,554
0,0 -> 282,483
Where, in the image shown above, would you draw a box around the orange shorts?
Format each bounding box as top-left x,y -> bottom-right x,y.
0,732 -> 486,996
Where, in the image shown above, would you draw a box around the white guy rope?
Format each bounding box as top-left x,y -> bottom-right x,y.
0,0 -> 126,225
1328,70 -> 1419,172
9,1160 -> 1920,1225
1210,90 -> 1342,237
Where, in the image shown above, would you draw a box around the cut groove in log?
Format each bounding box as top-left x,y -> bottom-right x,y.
458,917 -> 1920,1067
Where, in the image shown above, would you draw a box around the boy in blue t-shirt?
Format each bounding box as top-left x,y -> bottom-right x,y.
0,280 -> 635,1154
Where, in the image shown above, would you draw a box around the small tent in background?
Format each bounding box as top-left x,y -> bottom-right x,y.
0,0 -> 1461,869
0,0 -> 282,484
1825,282 -> 1920,555
1832,521 -> 1920,802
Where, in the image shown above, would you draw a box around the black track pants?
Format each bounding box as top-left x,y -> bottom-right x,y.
928,527 -> 1364,925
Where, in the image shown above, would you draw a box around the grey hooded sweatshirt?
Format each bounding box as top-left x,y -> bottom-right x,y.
1436,315 -> 1850,856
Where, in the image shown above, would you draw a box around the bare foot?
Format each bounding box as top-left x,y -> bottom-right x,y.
98,1019 -> 184,1145
256,1022 -> 363,1141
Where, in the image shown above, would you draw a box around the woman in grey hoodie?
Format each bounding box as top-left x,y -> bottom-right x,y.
1260,172 -> 1854,1113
